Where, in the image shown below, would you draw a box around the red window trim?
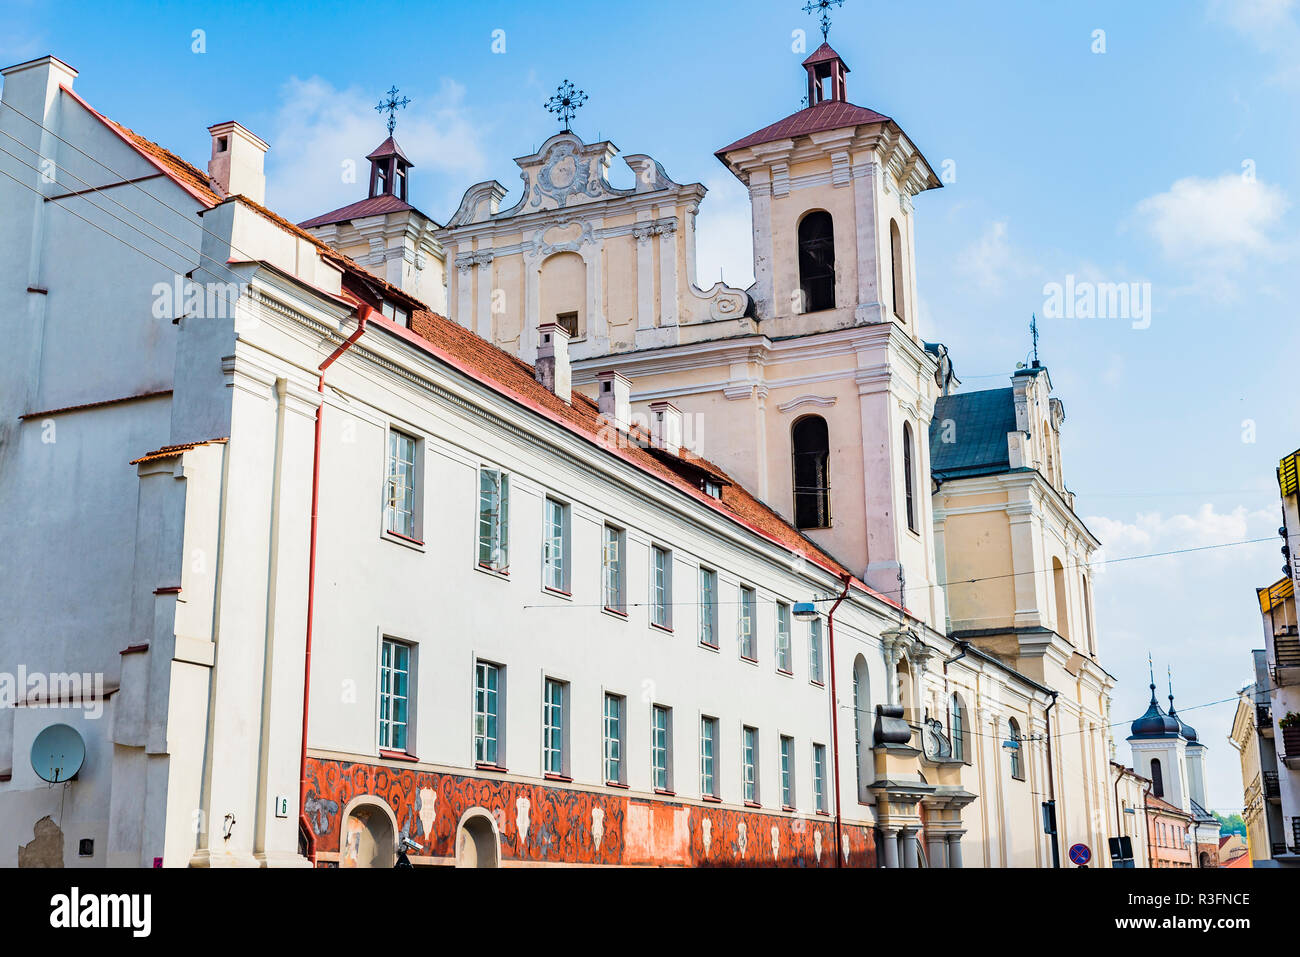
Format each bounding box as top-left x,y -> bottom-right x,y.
810,679 -> 826,688
815,808 -> 831,817
544,772 -> 573,783
476,562 -> 509,577
650,622 -> 674,635
702,794 -> 722,803
782,805 -> 796,813
379,749 -> 419,762
699,640 -> 719,651
776,668 -> 794,677
744,800 -> 762,809
603,606 -> 629,619
475,762 -> 508,773
385,529 -> 424,546
654,788 -> 676,797
153,585 -> 182,595
605,780 -> 629,789
543,585 -> 572,598
740,654 -> 758,664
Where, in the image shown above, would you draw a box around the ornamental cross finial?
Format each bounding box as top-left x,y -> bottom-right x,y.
545,79 -> 587,133
1030,313 -> 1040,365
802,0 -> 845,42
376,85 -> 411,136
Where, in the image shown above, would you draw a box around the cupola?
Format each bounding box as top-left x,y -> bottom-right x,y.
803,43 -> 849,105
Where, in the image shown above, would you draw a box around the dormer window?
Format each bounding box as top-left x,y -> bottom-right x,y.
381,301 -> 409,327
703,479 -> 722,499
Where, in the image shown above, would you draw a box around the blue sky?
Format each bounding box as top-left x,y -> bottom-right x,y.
6,0 -> 1299,810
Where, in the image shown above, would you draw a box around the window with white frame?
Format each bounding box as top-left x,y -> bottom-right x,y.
385,429 -> 419,539
776,601 -> 792,673
652,705 -> 672,791
780,735 -> 795,808
474,660 -> 502,766
700,716 -> 718,798
698,567 -> 718,648
743,725 -> 759,804
477,467 -> 509,572
809,617 -> 825,684
738,585 -> 757,660
378,638 -> 411,752
543,498 -> 570,593
542,677 -> 567,776
604,693 -> 625,785
650,546 -> 672,629
813,742 -> 828,812
602,525 -> 626,614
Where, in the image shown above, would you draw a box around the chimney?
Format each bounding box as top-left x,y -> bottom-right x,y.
207,121 -> 269,205
534,323 -> 571,403
649,400 -> 683,455
596,371 -> 631,432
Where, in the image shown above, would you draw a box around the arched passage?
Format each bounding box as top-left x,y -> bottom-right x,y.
853,654 -> 872,800
455,807 -> 502,868
340,797 -> 397,868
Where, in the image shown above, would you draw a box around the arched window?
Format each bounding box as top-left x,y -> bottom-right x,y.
1082,574 -> 1095,654
1150,758 -> 1164,798
948,693 -> 967,762
853,655 -> 872,799
792,415 -> 830,529
1008,718 -> 1023,780
797,211 -> 835,313
1052,557 -> 1070,643
903,422 -> 917,532
890,219 -> 906,321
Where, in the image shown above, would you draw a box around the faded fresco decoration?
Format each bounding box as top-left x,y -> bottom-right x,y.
306,757 -> 876,867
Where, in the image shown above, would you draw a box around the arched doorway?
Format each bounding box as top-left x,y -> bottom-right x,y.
455,808 -> 501,868
340,798 -> 396,868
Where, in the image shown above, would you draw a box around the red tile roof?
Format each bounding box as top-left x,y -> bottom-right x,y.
299,193 -> 416,229
366,136 -> 410,163
716,99 -> 892,156
802,42 -> 848,68
130,437 -> 227,465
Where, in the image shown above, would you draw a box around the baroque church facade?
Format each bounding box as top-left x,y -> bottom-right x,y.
1,37 -> 1116,868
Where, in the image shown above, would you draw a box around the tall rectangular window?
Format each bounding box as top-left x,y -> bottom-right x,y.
738,585 -> 757,660
698,567 -> 717,648
604,693 -> 625,785
809,618 -> 825,684
542,678 -> 567,776
700,716 -> 718,798
652,705 -> 672,791
780,735 -> 795,809
543,498 -> 569,593
477,467 -> 509,571
650,546 -> 672,629
378,638 -> 410,752
603,525 -> 626,614
776,602 -> 792,673
813,743 -> 828,812
743,725 -> 759,804
474,660 -> 501,766
385,429 -> 418,539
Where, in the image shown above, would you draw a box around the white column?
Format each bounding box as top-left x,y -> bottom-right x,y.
747,170 -> 774,319
474,252 -> 494,341
634,222 -> 654,330
852,159 -> 883,324
657,218 -> 678,328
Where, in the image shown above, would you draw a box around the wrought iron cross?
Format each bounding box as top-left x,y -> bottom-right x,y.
803,0 -> 845,41
375,85 -> 411,136
1030,313 -> 1040,365
545,79 -> 587,132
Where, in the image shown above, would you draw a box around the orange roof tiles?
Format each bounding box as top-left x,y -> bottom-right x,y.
130,437 -> 227,465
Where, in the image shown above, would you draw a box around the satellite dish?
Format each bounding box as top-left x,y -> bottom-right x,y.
30,724 -> 85,783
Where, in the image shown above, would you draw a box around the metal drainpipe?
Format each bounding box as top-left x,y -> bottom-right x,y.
1143,781 -> 1154,868
298,305 -> 371,865
825,573 -> 852,868
1044,690 -> 1061,868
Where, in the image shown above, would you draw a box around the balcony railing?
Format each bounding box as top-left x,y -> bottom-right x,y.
1292,817 -> 1300,854
1276,635 -> 1300,667
1264,771 -> 1281,799
1258,704 -> 1274,731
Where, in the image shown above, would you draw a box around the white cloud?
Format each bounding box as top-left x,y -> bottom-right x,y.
1087,503 -> 1276,558
1210,0 -> 1300,85
956,220 -> 1032,293
1133,172 -> 1289,297
264,76 -> 489,224
693,174 -> 754,291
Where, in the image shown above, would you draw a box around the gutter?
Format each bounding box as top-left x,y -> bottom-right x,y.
298,305 -> 371,865
825,573 -> 852,868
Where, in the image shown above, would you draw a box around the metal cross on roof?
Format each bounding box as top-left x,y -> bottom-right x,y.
1030,313 -> 1040,365
803,0 -> 845,41
375,85 -> 411,136
545,79 -> 587,132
